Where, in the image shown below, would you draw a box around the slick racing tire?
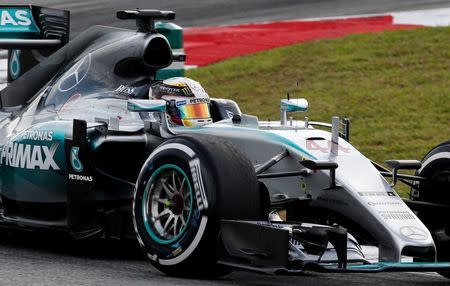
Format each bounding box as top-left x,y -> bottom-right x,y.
411,141 -> 450,279
133,134 -> 262,278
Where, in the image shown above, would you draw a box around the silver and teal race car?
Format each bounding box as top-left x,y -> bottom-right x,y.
0,6 -> 449,279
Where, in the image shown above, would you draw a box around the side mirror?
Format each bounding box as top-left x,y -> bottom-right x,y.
280,98 -> 308,126
127,99 -> 167,112
385,159 -> 422,187
281,98 -> 308,112
301,160 -> 338,189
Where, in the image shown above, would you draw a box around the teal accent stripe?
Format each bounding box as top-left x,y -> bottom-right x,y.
127,100 -> 166,112
261,130 -> 317,159
348,262 -> 450,270
175,125 -> 317,160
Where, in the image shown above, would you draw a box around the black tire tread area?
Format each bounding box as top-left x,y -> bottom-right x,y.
415,141 -> 450,204
174,134 -> 262,220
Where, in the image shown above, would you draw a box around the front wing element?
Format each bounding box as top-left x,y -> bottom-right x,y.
218,220 -> 450,275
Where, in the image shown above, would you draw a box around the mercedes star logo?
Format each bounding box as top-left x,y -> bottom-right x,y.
58,53 -> 91,92
400,226 -> 428,241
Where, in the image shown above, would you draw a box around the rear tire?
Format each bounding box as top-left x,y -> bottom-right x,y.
411,141 -> 450,279
133,134 -> 262,278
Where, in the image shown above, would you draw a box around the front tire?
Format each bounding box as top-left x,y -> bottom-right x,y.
411,141 -> 450,279
133,135 -> 262,277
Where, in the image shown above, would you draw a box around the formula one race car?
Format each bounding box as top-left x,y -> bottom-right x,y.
0,6 -> 449,279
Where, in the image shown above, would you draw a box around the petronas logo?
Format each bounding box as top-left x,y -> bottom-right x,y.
70,147 -> 83,173
9,49 -> 20,80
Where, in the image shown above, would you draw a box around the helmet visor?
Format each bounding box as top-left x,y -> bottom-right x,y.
178,103 -> 210,119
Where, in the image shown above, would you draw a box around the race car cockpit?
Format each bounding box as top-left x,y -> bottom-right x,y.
0,8 -> 175,109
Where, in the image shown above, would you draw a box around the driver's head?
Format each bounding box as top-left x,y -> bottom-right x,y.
149,77 -> 212,127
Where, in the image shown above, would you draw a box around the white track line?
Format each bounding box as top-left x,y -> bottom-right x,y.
393,7 -> 450,27
294,7 -> 450,27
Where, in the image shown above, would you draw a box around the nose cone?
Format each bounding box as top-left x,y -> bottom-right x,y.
282,129 -> 436,262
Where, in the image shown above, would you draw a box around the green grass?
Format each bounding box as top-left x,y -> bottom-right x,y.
186,27 -> 450,196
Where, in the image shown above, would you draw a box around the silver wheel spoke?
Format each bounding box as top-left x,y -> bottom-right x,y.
179,215 -> 186,227
153,208 -> 171,222
163,214 -> 175,235
173,216 -> 179,237
171,171 -> 178,194
162,180 -> 175,198
153,198 -> 167,204
183,189 -> 191,202
180,177 -> 186,194
148,167 -> 191,241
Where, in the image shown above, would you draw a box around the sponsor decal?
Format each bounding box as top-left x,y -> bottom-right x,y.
9,49 -> 20,80
181,87 -> 193,96
176,100 -> 187,107
171,247 -> 183,257
19,130 -> 53,141
358,191 -> 399,198
189,98 -> 209,104
70,147 -> 83,173
367,201 -> 402,206
0,8 -> 39,33
160,86 -> 184,93
58,53 -> 91,92
226,110 -> 234,118
68,173 -> 93,182
158,85 -> 193,97
300,179 -> 307,192
115,84 -> 135,95
379,210 -> 415,220
306,139 -> 351,153
189,158 -> 208,211
0,142 -> 60,170
400,226 -> 428,241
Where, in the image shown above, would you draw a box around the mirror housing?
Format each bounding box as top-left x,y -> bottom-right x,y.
385,160 -> 422,187
280,98 -> 308,126
127,99 -> 167,112
281,98 -> 308,112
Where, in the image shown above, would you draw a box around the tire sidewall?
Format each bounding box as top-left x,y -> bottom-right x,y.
414,142 -> 450,276
415,142 -> 450,204
133,141 -> 216,266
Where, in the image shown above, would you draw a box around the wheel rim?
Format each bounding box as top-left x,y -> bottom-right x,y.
142,164 -> 193,244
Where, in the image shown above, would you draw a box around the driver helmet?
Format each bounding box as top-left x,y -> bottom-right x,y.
149,77 -> 212,127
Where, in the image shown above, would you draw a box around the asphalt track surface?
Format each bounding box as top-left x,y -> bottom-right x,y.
0,231 -> 449,286
1,0 -> 450,285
